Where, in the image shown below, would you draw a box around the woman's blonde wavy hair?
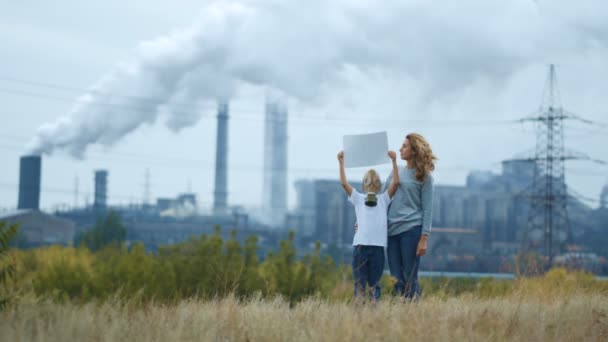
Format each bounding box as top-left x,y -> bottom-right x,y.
406,133 -> 437,182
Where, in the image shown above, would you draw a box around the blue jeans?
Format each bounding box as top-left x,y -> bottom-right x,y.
352,245 -> 385,301
387,226 -> 422,299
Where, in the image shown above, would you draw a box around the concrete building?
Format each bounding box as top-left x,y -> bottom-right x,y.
427,228 -> 481,255
433,160 -> 537,249
290,179 -> 362,248
434,185 -> 523,249
313,180 -> 352,248
285,180 -> 316,237
0,209 -> 74,247
421,227 -> 517,272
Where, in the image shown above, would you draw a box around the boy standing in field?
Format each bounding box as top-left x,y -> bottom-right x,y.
337,150 -> 399,301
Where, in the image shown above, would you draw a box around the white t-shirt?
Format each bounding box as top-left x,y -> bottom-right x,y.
348,189 -> 392,247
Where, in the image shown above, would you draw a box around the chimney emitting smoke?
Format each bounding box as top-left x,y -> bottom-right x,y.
213,101 -> 229,214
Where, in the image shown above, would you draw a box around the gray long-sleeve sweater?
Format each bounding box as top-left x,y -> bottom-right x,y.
383,167 -> 434,236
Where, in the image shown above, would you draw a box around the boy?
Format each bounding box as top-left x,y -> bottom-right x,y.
337,150 -> 399,301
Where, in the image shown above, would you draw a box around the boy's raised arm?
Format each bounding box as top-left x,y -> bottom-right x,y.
387,150 -> 399,198
337,151 -> 353,196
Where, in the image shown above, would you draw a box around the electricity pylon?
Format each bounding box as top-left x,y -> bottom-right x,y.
511,64 -> 606,270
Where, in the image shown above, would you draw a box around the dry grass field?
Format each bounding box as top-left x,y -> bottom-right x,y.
1,291 -> 607,341
2,241 -> 608,341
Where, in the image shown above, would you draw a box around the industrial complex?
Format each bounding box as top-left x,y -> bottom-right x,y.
2,93 -> 607,273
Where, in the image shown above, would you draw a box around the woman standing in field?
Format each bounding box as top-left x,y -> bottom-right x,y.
384,133 -> 437,300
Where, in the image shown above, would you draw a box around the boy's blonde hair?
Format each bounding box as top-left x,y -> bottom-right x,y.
362,169 -> 382,193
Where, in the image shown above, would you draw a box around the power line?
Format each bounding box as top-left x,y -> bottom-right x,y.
0,141 -> 508,174
567,169 -> 608,177
0,180 -> 269,202
516,64 -> 606,268
0,75 -> 552,127
0,181 -> 130,201
0,75 -> 196,109
0,85 -> 527,128
567,187 -> 601,206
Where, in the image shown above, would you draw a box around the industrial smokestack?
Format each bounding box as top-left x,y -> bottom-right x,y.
18,155 -> 42,210
601,184 -> 608,209
94,170 -> 108,211
263,98 -> 288,226
213,101 -> 229,215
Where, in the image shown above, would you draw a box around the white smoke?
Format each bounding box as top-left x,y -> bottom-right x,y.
27,0 -> 608,157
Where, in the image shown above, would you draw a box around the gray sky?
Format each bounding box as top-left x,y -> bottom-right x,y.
1,0 -> 607,213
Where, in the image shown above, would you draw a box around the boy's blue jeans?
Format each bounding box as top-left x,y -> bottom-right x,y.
352,245 -> 385,301
387,226 -> 422,299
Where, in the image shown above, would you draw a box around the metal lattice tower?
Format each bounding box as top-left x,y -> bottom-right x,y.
522,64 -> 571,266
516,65 -> 607,268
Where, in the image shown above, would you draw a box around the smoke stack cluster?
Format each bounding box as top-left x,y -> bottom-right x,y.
18,155 -> 42,210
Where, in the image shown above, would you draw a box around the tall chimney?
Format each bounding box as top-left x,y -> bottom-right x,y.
94,170 -> 108,211
263,98 -> 288,226
18,155 -> 42,210
213,101 -> 229,214
601,184 -> 608,209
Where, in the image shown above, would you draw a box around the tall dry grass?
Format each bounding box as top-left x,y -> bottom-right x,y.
1,291 -> 607,341
3,242 -> 608,341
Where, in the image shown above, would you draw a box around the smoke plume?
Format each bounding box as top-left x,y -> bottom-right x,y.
27,0 -> 608,157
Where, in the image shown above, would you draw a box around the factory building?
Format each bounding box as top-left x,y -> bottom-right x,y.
289,179 -> 362,250
4,154 -> 75,247
0,209 -> 74,247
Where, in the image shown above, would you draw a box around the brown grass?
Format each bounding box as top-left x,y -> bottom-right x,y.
1,292 -> 607,341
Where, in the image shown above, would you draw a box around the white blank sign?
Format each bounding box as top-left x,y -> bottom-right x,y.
343,131 -> 389,168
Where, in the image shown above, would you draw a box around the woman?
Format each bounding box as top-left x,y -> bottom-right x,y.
385,133 -> 437,299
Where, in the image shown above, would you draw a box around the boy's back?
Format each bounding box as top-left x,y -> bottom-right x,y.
348,190 -> 391,247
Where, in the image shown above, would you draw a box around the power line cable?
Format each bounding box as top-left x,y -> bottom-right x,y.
0,75 -> 562,127
0,86 -> 527,127
0,141 -> 509,173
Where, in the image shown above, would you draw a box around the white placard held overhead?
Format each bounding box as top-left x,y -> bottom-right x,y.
343,131 -> 389,168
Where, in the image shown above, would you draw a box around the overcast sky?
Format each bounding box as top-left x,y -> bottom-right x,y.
1,0 -> 607,213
